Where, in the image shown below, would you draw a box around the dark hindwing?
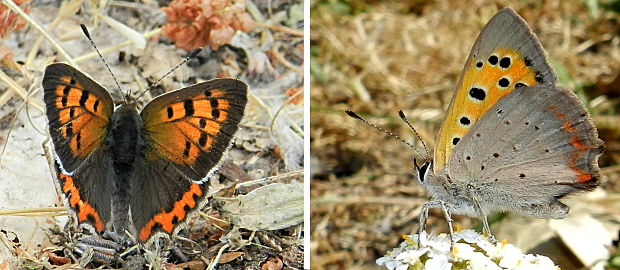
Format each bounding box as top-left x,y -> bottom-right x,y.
131,157 -> 207,242
43,63 -> 114,172
51,146 -> 114,233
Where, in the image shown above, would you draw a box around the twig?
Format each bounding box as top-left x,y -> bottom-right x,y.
0,69 -> 44,112
270,44 -> 302,74
0,207 -> 67,216
206,243 -> 229,270
1,0 -> 77,67
235,170 -> 303,188
255,22 -> 303,36
72,28 -> 161,63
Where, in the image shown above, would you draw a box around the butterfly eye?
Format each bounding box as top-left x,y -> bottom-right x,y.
414,160 -> 432,183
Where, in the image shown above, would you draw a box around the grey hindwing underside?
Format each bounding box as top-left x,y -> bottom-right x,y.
446,84 -> 603,217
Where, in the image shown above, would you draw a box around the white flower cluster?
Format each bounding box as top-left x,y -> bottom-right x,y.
376,230 -> 559,270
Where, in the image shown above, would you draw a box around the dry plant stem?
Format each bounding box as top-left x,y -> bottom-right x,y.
0,207 -> 67,216
1,0 -> 77,67
245,0 -> 265,23
72,28 -> 161,63
235,170 -> 303,188
271,44 -> 302,74
255,22 -> 303,36
100,14 -> 146,49
207,243 -> 230,270
198,212 -> 228,231
271,98 -> 302,136
25,0 -> 83,67
0,69 -> 44,112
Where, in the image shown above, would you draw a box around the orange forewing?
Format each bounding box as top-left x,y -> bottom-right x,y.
43,63 -> 114,172
433,9 -> 557,172
141,79 -> 247,180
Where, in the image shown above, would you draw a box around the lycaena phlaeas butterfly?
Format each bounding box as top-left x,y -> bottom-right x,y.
349,7 -> 604,240
43,27 -> 248,243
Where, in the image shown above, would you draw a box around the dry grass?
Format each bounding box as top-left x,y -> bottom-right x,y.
310,0 -> 620,269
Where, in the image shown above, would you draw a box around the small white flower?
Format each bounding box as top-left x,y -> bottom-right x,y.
425,255 -> 452,270
377,230 -> 559,270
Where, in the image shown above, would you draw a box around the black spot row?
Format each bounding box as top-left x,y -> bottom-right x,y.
76,132 -> 82,150
79,90 -> 89,107
452,137 -> 460,145
535,71 -> 544,83
184,100 -> 195,117
66,122 -> 73,137
499,57 -> 511,69
93,100 -> 100,113
211,99 -> 220,119
62,85 -> 71,96
486,55 -> 511,69
199,132 -> 208,147
183,141 -> 191,157
498,77 -> 510,88
488,55 -> 498,65
459,116 -> 471,126
469,87 -> 486,101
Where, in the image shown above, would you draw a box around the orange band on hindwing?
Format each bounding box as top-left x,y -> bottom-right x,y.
58,172 -> 105,232
138,183 -> 203,242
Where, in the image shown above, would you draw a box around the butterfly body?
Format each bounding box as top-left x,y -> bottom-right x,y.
409,8 -> 603,235
43,63 -> 248,242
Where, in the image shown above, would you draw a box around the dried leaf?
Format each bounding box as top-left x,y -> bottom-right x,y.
215,183 -> 303,231
218,251 -> 245,263
261,256 -> 283,270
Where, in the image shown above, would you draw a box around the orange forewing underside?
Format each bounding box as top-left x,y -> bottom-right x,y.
434,48 -> 539,171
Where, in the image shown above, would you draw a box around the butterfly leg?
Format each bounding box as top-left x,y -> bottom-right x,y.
438,200 -> 455,245
471,195 -> 496,243
418,200 -> 454,245
417,202 -> 431,243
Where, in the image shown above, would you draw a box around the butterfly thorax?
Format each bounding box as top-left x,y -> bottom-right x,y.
414,160 -> 480,217
107,103 -> 145,173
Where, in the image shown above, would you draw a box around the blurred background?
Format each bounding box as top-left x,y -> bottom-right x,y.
310,0 -> 620,269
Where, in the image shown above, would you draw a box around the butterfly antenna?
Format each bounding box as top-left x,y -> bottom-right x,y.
135,49 -> 202,100
345,110 -> 426,158
80,24 -> 125,101
398,110 -> 431,159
